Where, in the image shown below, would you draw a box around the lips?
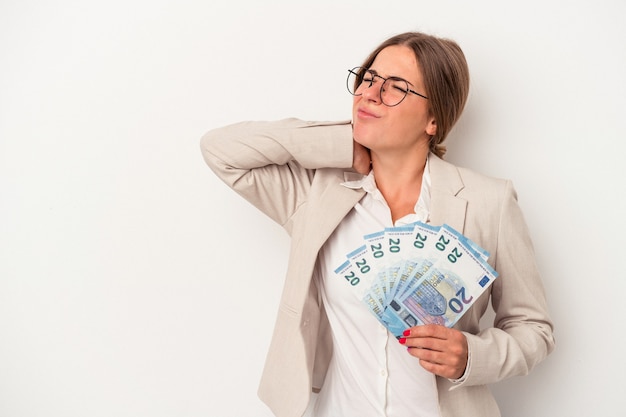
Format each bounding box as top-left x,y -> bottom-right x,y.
356,107 -> 380,119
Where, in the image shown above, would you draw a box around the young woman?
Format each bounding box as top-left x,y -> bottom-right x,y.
201,31 -> 555,417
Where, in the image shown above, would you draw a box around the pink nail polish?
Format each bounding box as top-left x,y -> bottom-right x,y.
403,329 -> 411,337
399,337 -> 406,344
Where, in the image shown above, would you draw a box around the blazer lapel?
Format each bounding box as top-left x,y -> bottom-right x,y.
289,171 -> 364,310
306,171 -> 366,253
428,155 -> 468,232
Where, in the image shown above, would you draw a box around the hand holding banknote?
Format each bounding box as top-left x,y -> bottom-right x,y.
399,324 -> 468,379
335,221 -> 498,379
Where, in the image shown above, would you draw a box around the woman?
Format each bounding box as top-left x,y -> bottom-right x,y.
201,32 -> 555,417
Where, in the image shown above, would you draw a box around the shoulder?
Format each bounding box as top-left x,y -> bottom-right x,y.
430,154 -> 510,198
458,166 -> 509,195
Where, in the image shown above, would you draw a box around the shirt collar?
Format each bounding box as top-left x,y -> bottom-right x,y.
341,157 -> 431,224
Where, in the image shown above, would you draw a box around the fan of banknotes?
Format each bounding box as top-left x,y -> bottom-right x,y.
333,221 -> 498,338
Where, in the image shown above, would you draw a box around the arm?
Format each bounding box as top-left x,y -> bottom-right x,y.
401,181 -> 555,384
200,118 -> 354,230
459,180 -> 555,386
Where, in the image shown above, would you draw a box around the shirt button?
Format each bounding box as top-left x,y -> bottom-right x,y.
380,369 -> 387,377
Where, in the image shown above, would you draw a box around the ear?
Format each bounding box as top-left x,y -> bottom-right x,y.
426,117 -> 437,136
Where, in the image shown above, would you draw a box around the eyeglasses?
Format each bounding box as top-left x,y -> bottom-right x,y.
346,66 -> 428,107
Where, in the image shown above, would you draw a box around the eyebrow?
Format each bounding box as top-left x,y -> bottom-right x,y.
368,68 -> 416,87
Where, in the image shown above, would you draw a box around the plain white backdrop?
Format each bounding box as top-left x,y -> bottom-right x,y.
1,1 -> 625,416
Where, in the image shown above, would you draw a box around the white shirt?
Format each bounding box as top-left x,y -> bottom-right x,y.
312,160 -> 441,417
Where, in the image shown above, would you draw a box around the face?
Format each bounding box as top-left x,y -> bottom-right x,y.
352,45 -> 436,155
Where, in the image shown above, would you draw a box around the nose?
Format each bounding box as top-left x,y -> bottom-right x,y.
360,79 -> 382,103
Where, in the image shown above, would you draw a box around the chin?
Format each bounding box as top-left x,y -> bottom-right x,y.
352,123 -> 372,146
352,132 -> 371,149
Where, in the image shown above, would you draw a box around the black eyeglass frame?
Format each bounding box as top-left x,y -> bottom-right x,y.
346,66 -> 429,106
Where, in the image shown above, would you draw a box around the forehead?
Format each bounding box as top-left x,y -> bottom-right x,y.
370,45 -> 421,84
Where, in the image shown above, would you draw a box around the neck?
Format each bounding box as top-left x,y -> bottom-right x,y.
371,148 -> 429,223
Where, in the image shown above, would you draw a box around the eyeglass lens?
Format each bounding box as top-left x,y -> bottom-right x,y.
347,67 -> 410,107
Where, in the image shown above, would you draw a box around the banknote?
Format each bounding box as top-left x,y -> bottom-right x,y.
334,258 -> 386,321
440,223 -> 490,262
382,225 -> 421,304
345,236 -> 389,310
361,231 -> 388,299
335,221 -> 498,338
387,238 -> 497,335
391,222 -> 440,301
381,258 -> 435,337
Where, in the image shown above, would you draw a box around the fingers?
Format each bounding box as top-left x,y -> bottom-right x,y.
399,325 -> 468,379
403,325 -> 465,348
402,323 -> 454,339
352,140 -> 371,175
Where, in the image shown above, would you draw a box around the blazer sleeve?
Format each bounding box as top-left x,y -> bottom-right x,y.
200,118 -> 354,233
457,180 -> 555,387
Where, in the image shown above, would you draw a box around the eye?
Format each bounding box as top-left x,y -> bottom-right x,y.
393,85 -> 408,94
361,72 -> 375,84
389,78 -> 409,93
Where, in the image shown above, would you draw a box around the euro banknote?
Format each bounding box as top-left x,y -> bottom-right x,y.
335,221 -> 498,338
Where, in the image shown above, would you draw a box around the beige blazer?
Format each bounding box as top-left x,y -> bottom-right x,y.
201,118 -> 555,417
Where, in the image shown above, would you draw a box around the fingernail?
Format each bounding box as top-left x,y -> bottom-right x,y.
403,329 -> 411,336
398,337 -> 406,344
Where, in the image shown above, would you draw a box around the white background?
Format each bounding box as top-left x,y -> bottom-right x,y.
1,1 -> 625,416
